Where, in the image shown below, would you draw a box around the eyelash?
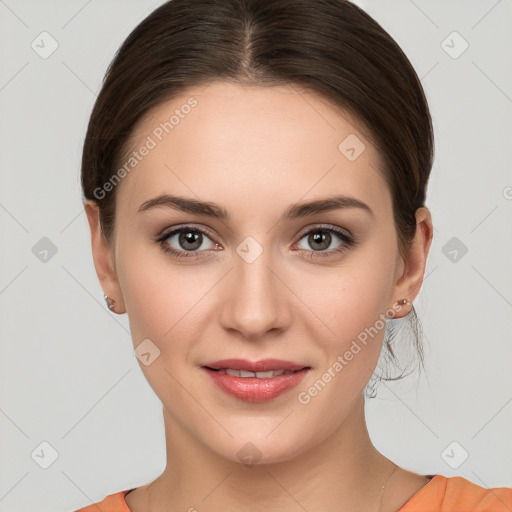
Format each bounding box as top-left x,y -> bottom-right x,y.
156,224 -> 356,260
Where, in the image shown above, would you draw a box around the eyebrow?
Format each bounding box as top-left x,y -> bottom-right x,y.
138,193 -> 373,221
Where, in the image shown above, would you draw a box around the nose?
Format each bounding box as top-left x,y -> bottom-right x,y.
218,245 -> 291,341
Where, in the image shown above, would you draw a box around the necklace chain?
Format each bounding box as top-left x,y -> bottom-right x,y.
145,462 -> 398,512
378,463 -> 398,512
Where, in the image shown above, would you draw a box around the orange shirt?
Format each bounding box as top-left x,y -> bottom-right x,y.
74,474 -> 512,512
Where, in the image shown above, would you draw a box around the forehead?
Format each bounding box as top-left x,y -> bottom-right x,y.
115,81 -> 391,218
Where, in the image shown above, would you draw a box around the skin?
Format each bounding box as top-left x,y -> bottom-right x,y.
85,82 -> 433,512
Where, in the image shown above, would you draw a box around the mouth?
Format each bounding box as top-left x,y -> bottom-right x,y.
205,368 -> 299,378
201,359 -> 311,402
202,358 -> 309,373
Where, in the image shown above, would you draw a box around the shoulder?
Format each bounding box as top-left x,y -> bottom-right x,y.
399,474 -> 512,512
73,489 -> 134,512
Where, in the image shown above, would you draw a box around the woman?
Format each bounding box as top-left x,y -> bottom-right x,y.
75,0 -> 512,510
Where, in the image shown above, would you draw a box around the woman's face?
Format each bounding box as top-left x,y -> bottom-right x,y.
93,82 -> 426,464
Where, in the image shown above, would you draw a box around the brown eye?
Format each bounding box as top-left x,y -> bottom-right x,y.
295,226 -> 354,257
177,230 -> 203,251
307,231 -> 332,251
158,226 -> 221,259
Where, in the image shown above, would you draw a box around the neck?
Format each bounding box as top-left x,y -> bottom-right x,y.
149,395 -> 398,512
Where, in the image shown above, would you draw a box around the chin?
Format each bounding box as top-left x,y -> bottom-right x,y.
208,426 -> 315,467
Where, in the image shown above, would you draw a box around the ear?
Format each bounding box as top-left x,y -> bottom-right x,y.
390,206 -> 433,318
84,200 -> 126,314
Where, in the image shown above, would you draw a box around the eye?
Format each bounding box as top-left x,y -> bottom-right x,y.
295,225 -> 355,258
157,226 -> 222,259
156,224 -> 355,261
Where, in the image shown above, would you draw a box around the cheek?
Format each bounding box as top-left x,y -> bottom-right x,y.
294,263 -> 393,428
116,249 -> 218,404
312,246 -> 396,342
298,235 -> 397,394
116,241 -> 218,349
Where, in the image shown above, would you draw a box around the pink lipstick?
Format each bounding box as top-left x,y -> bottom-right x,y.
201,358 -> 310,402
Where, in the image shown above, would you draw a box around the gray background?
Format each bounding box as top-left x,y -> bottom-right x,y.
0,1 -> 511,511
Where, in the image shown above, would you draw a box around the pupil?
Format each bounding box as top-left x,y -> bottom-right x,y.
180,231 -> 201,250
310,231 -> 330,251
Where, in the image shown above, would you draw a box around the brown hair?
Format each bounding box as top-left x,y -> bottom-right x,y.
81,0 -> 434,396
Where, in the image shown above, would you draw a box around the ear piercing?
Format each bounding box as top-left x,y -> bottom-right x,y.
102,294 -> 410,315
385,298 -> 411,319
104,294 -> 116,312
103,296 -> 411,310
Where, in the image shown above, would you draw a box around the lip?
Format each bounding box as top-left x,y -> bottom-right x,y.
202,358 -> 307,372
201,359 -> 310,402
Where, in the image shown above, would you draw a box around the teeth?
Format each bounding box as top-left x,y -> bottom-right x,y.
219,369 -> 293,378
256,370 -> 277,378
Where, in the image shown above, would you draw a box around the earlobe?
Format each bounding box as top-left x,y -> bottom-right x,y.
386,298 -> 412,319
84,200 -> 126,314
390,207 -> 433,318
